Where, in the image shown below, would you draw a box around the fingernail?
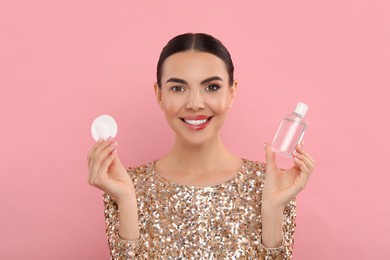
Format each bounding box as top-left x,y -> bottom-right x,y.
264,143 -> 267,150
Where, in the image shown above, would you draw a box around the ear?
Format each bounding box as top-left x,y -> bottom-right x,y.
227,80 -> 238,108
154,82 -> 165,111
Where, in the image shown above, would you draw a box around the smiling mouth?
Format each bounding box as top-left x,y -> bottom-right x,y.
180,116 -> 213,126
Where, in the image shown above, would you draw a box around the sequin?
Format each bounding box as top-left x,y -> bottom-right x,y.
103,159 -> 296,259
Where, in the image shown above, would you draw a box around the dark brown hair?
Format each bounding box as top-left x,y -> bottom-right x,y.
156,33 -> 234,87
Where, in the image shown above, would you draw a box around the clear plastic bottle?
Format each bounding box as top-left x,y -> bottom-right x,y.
271,102 -> 308,157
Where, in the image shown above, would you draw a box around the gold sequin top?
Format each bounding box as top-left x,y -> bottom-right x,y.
103,159 -> 296,259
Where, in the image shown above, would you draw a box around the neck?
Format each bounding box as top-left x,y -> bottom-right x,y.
164,135 -> 234,175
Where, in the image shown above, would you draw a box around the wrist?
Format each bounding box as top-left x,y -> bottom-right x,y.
262,198 -> 285,212
262,206 -> 284,220
116,191 -> 136,206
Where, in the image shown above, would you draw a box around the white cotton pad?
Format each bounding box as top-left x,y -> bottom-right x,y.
91,115 -> 118,141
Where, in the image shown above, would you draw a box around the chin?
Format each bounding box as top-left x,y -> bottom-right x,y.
176,131 -> 220,147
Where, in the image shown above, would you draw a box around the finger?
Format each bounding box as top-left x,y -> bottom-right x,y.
292,156 -> 310,189
87,139 -> 107,180
90,148 -> 116,186
112,154 -> 124,169
89,138 -> 115,171
87,138 -> 104,164
91,149 -> 118,189
264,142 -> 277,172
293,151 -> 315,174
296,144 -> 315,165
90,140 -> 118,181
91,140 -> 117,175
96,149 -> 118,180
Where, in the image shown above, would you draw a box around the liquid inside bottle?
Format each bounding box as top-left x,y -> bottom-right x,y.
271,103 -> 308,157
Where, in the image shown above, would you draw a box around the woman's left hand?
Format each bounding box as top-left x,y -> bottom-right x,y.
262,142 -> 315,209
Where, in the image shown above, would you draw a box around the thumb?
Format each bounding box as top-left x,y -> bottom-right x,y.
264,142 -> 277,172
111,153 -> 124,168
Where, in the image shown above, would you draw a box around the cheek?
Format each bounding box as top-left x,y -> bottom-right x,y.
207,95 -> 230,113
161,96 -> 184,114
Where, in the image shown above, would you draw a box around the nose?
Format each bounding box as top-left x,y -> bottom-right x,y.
186,89 -> 205,110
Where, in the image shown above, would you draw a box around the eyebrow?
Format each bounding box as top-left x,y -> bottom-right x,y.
166,78 -> 187,84
166,76 -> 224,85
201,76 -> 224,85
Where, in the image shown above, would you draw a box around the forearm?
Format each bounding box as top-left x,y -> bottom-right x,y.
261,202 -> 284,248
117,192 -> 140,241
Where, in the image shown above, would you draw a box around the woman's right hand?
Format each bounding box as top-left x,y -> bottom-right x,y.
87,138 -> 135,203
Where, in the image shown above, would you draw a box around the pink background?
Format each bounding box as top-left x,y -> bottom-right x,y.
1,1 -> 389,259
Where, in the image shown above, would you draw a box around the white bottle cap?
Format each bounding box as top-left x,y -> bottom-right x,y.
294,102 -> 309,117
91,114 -> 118,141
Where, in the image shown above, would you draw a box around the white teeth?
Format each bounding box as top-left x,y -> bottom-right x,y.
184,119 -> 208,125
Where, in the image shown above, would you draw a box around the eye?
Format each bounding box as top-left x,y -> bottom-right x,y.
171,85 -> 185,92
205,84 -> 221,92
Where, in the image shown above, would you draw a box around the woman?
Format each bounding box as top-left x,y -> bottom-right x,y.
87,33 -> 315,259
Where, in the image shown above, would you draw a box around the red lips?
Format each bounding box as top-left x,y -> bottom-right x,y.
181,115 -> 211,120
180,115 -> 213,131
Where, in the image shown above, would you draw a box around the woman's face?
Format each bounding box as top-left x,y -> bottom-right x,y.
155,51 -> 237,146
